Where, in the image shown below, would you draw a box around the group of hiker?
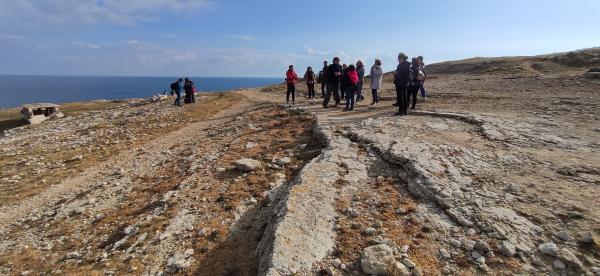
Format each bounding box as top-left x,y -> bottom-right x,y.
285,53 -> 428,115
170,78 -> 197,107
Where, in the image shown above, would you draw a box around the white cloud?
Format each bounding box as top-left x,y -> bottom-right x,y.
72,42 -> 101,49
299,45 -> 329,56
0,34 -> 25,40
224,35 -> 260,41
0,0 -> 216,26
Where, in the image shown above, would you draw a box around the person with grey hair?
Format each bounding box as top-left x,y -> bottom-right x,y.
370,59 -> 383,106
394,52 -> 411,115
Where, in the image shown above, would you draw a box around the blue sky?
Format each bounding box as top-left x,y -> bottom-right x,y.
0,0 -> 599,77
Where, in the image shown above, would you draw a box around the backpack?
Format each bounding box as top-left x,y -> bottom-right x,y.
417,69 -> 426,81
170,82 -> 178,91
348,70 -> 359,85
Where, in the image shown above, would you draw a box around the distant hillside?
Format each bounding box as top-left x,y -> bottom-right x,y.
424,47 -> 600,75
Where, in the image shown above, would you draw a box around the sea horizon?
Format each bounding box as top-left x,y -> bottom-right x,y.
0,75 -> 282,109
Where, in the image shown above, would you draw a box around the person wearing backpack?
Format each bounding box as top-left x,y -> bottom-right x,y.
184,78 -> 196,104
320,60 -> 328,98
418,56 -> 428,101
285,65 -> 298,105
370,59 -> 383,106
356,60 -> 366,102
304,67 -> 316,99
342,64 -> 359,111
172,78 -> 183,106
394,53 -> 411,115
323,57 -> 343,108
407,58 -> 425,110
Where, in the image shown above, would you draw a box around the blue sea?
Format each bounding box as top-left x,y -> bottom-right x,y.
0,75 -> 282,108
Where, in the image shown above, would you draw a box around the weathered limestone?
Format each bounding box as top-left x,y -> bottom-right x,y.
21,103 -> 64,125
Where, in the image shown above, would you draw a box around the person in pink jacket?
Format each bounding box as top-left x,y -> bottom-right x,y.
285,65 -> 298,104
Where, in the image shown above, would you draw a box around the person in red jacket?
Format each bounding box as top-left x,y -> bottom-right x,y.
342,64 -> 359,111
285,65 -> 298,104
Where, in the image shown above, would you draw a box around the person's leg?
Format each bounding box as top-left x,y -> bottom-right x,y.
406,86 -> 412,108
286,84 -> 291,103
333,83 -> 340,106
310,83 -> 315,98
349,87 -> 356,110
291,85 -> 296,103
371,89 -> 376,105
411,86 -> 418,109
321,83 -> 326,98
419,82 -> 427,99
324,83 -> 332,107
357,83 -> 363,101
395,86 -> 400,106
403,87 -> 410,114
344,89 -> 350,110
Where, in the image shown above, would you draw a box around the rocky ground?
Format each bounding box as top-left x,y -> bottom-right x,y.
0,48 -> 599,275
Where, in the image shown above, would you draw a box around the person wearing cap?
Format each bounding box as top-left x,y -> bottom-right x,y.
323,57 -> 343,108
286,65 -> 298,104
394,53 -> 411,115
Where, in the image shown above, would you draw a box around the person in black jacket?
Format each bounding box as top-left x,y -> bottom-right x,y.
407,57 -> 423,109
321,60 -> 328,98
394,53 -> 411,116
323,57 -> 343,108
340,63 -> 348,101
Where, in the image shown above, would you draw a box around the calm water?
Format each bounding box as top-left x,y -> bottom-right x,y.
0,75 -> 282,108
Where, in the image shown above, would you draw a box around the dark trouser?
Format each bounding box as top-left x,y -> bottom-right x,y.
396,85 -> 408,114
323,82 -> 340,107
286,83 -> 295,103
340,85 -> 346,101
419,82 -> 427,98
321,82 -> 326,98
372,89 -> 379,103
345,85 -> 357,110
174,91 -> 182,106
407,84 -> 419,109
356,83 -> 364,101
307,83 -> 315,98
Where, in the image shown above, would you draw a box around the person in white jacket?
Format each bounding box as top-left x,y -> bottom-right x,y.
370,59 -> 384,106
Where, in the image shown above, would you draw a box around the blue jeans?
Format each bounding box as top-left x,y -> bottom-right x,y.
345,86 -> 356,110
174,91 -> 182,106
419,82 -> 427,98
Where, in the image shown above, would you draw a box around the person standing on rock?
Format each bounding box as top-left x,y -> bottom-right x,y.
323,57 -> 343,108
356,60 -> 366,102
418,55 -> 428,101
407,58 -> 423,110
304,67 -> 316,99
342,64 -> 359,111
370,59 -> 383,106
173,78 -> 183,106
320,60 -> 328,98
285,65 -> 298,105
394,53 -> 411,115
